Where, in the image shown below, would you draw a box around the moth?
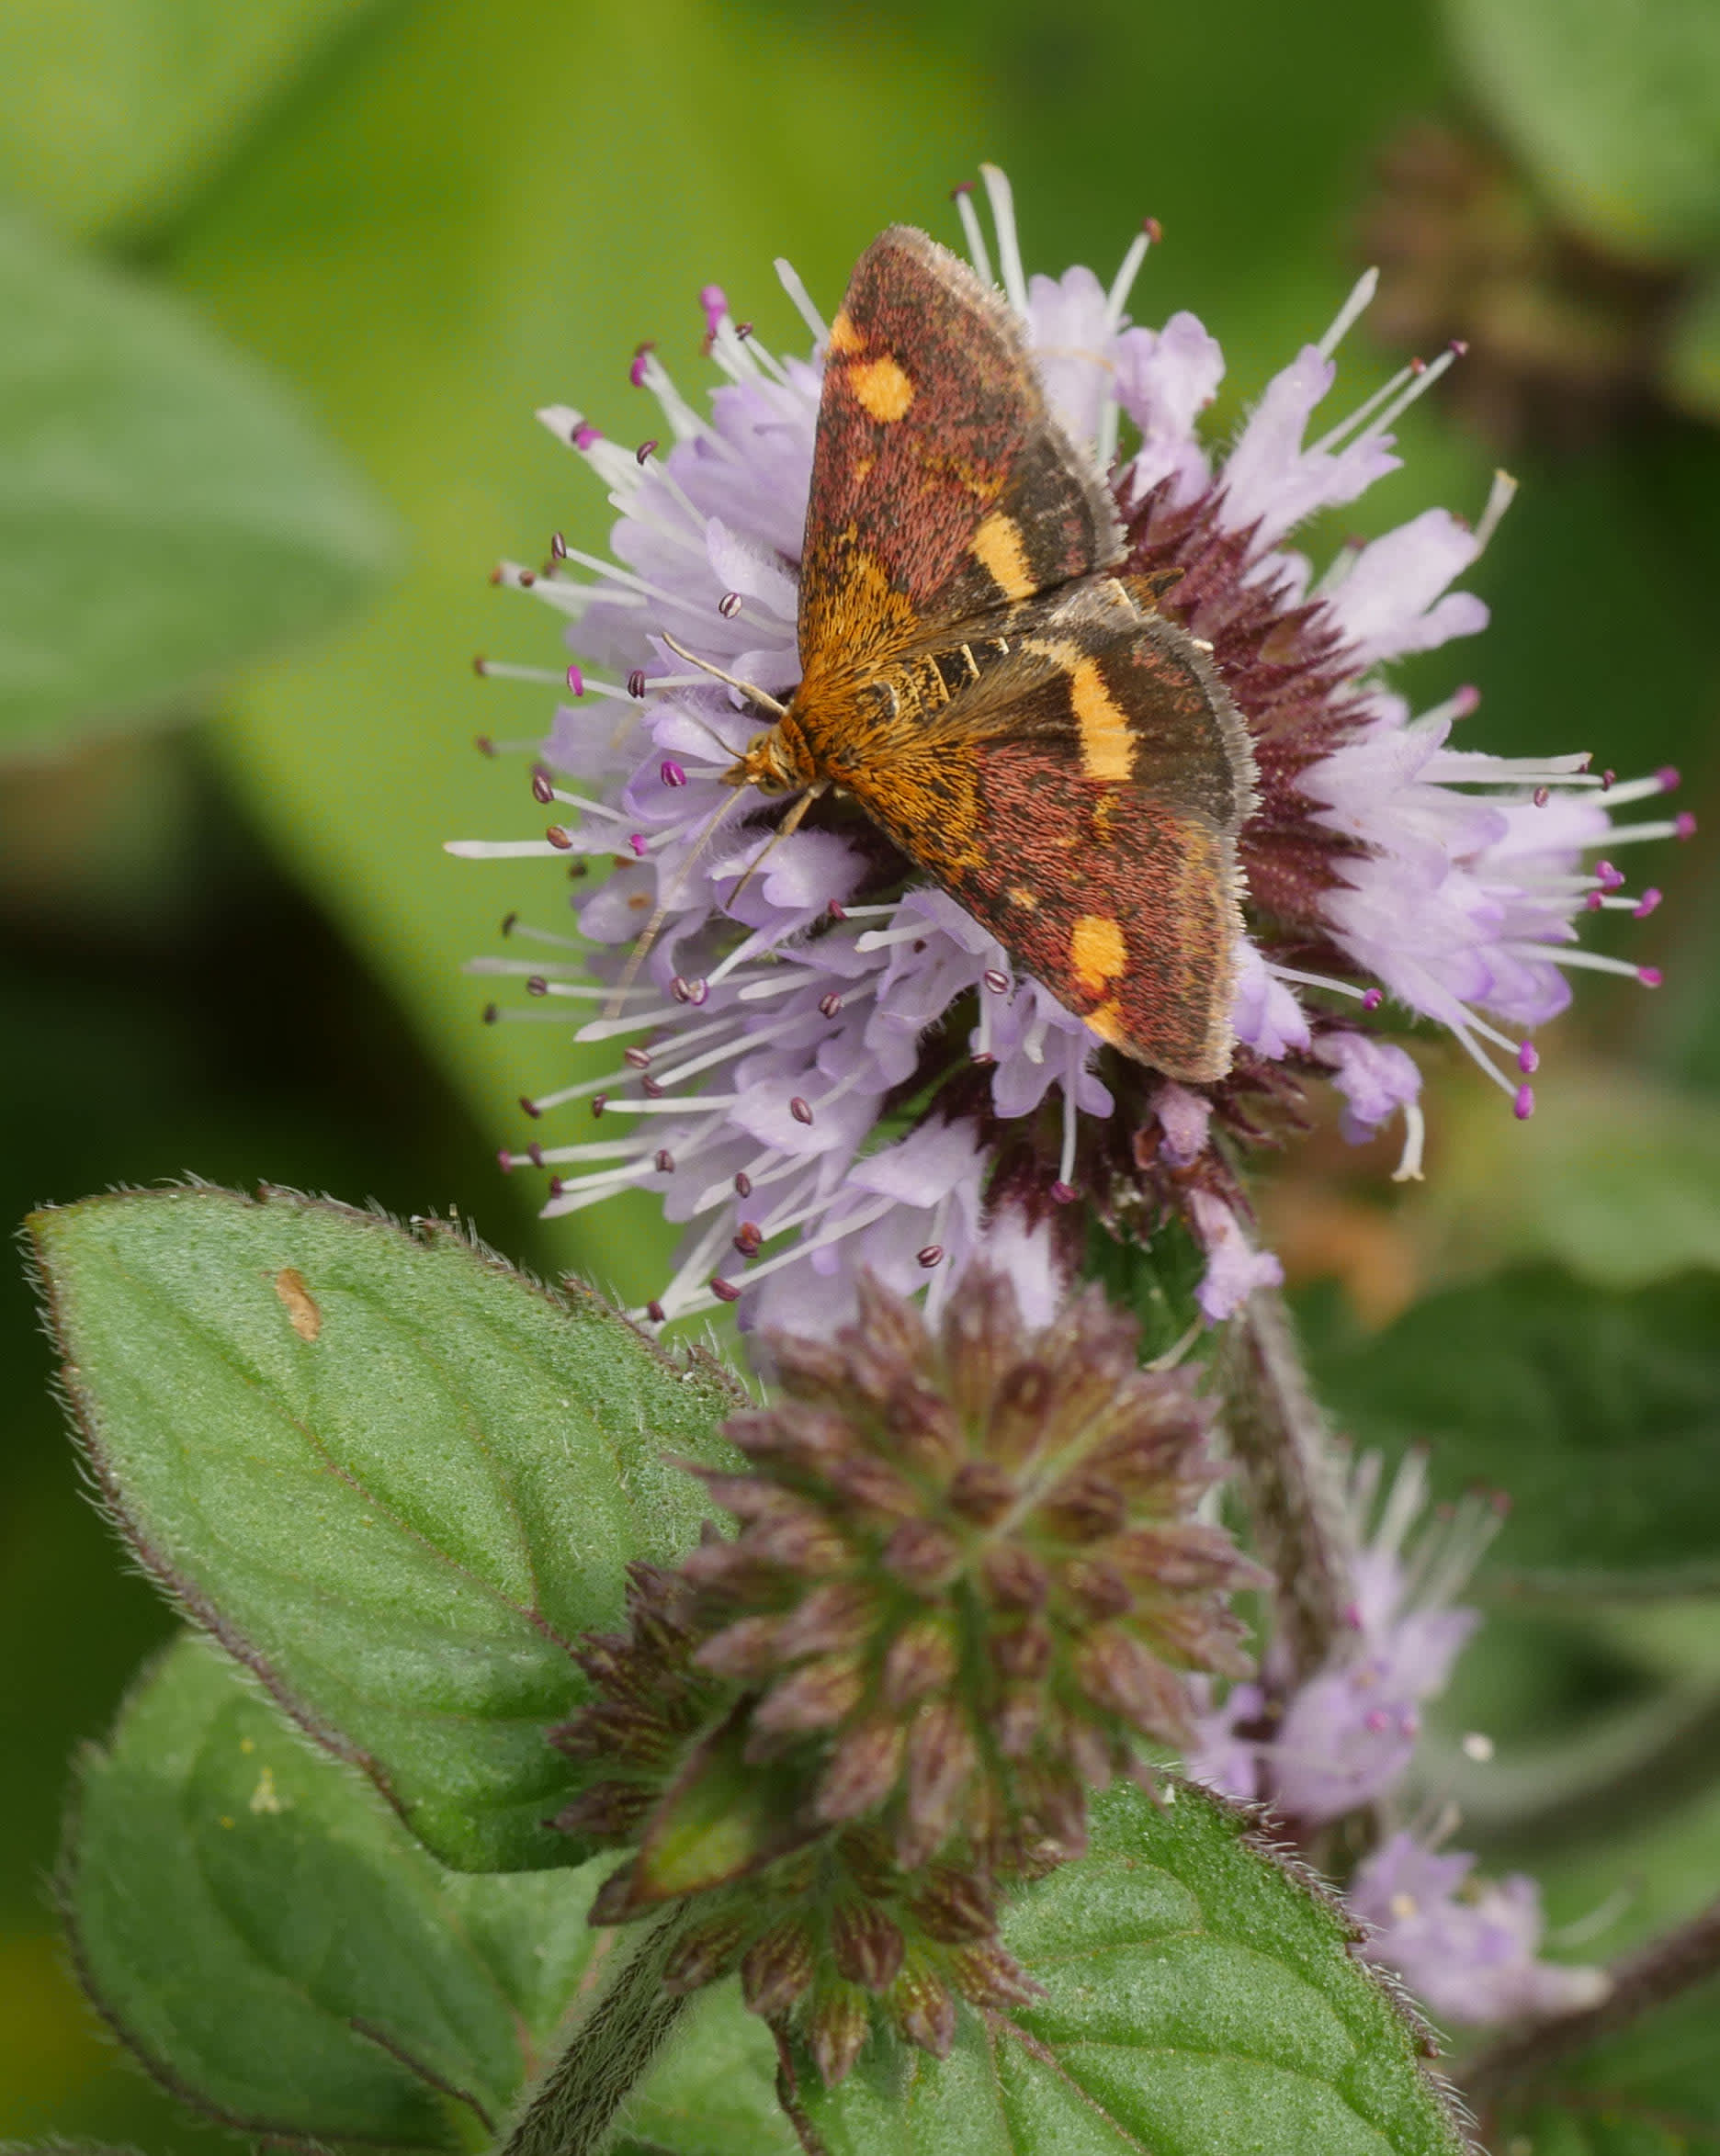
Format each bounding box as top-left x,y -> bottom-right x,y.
704,225 -> 1256,1085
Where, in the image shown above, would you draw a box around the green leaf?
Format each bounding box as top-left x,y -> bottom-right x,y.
1306,1265 -> 1720,1593
1486,1977 -> 1720,2155
0,210 -> 392,760
801,1778 -> 1468,2156
0,0 -> 376,245
1443,0 -> 1720,261
29,1183 -> 744,1871
1411,1065 -> 1720,1293
65,1631 -> 793,2154
1660,255 -> 1720,424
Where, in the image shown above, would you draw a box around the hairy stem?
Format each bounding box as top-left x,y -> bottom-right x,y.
1216,1288 -> 1354,1686
1463,1895 -> 1720,2115
502,1913 -> 695,2156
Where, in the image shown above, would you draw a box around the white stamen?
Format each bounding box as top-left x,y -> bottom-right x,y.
474,660 -> 565,686
1268,962 -> 1375,1001
1506,944 -> 1650,978
1472,468 -> 1518,553
1315,267 -> 1379,360
631,356 -> 712,446
1104,226 -> 1153,332
979,164 -> 1030,316
1058,1037 -> 1081,1187
954,186 -> 994,288
1588,818 -> 1685,848
1591,773 -> 1676,807
1391,1101 -> 1426,1184
445,838 -> 569,860
1310,358 -> 1420,456
774,257 -> 829,347
1357,343 -> 1458,444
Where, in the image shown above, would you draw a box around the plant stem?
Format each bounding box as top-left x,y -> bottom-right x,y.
1216,1288 -> 1355,1686
1463,1895 -> 1720,2116
502,1912 -> 695,2156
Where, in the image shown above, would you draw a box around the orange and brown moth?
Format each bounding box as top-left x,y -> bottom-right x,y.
719,224 -> 1257,1085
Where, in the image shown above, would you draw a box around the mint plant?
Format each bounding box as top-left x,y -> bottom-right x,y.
18,155 -> 1720,2156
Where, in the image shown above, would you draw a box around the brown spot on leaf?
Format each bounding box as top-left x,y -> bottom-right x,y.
273,1267 -> 322,1342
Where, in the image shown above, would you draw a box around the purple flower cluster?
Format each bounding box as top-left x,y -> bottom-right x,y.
1187,1451 -> 1607,2025
453,167 -> 1683,1333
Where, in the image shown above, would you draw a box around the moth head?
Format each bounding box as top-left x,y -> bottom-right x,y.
729,725 -> 805,796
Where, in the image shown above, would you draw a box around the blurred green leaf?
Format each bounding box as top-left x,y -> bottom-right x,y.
30,1183 -> 742,1871
1307,1264 -> 1720,1592
1414,1065 -> 1720,1292
802,1778 -> 1467,2156
1486,1973 -> 1720,2156
1661,256 -> 1720,424
0,0 -> 375,244
65,1632 -> 792,2154
0,211 -> 393,760
1444,0 -> 1720,261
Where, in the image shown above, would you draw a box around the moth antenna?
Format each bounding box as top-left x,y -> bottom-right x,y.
602,787 -> 753,1019
723,781 -> 830,910
660,632 -> 790,721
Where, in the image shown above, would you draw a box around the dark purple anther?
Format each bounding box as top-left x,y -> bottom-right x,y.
734,1171 -> 752,1197
1049,1180 -> 1077,1205
566,664 -> 584,696
527,1143 -> 546,1169
710,1277 -> 741,1303
526,976 -> 549,997
636,439 -> 658,465
518,1094 -> 541,1117
654,1149 -> 674,1173
531,771 -> 554,804
916,1246 -> 944,1269
982,968 -> 1010,994
646,1300 -> 666,1323
628,669 -> 647,699
819,991 -> 843,1018
624,1046 -> 652,1069
546,826 -> 574,851
629,342 -> 654,388
789,1096 -> 814,1125
661,760 -> 687,787
733,1222 -> 763,1256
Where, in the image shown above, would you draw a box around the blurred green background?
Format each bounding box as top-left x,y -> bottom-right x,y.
5,0 -> 1720,2142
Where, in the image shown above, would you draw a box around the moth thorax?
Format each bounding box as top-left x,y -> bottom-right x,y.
728,719 -> 812,796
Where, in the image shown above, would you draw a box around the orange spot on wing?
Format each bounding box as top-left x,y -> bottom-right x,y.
971,513 -> 1035,601
827,309 -> 865,356
1069,914 -> 1127,994
1070,658 -> 1135,784
846,354 -> 915,423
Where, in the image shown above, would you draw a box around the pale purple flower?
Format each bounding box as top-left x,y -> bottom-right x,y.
453,168 -> 1680,1332
1187,1450 -> 1499,1821
1352,1833 -> 1610,2025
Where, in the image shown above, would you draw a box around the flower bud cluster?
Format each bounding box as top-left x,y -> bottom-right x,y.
550,1270 -> 1261,2078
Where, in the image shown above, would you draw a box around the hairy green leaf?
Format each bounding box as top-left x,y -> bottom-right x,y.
0,212 -> 391,760
30,1183 -> 743,1870
65,1633 -> 792,2154
1307,1265 -> 1720,1592
1444,0 -> 1720,260
802,1778 -> 1470,2156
